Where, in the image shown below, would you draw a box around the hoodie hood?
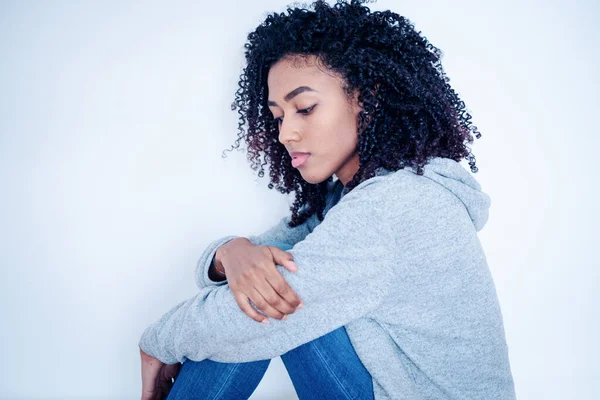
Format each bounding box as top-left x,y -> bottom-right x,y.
412,157 -> 491,231
340,157 -> 491,231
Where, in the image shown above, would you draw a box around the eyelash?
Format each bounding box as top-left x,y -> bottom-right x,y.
274,105 -> 316,125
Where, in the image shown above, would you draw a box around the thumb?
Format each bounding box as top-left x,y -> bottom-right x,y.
268,246 -> 298,272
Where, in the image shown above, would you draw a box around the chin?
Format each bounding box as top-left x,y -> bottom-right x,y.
299,169 -> 332,185
299,175 -> 320,185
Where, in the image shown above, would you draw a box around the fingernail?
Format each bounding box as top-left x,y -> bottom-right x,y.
282,315 -> 288,320
262,318 -> 270,325
296,303 -> 304,310
288,261 -> 297,269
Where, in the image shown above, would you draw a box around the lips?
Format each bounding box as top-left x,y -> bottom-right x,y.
290,152 -> 311,168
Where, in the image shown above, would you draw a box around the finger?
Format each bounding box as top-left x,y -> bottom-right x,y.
253,278 -> 297,315
247,286 -> 287,320
282,260 -> 297,272
266,273 -> 303,310
166,363 -> 181,382
233,291 -> 269,324
160,363 -> 180,384
267,246 -> 298,272
264,247 -> 303,307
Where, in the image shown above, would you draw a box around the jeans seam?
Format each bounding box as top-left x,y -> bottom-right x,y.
209,363 -> 240,400
311,341 -> 355,400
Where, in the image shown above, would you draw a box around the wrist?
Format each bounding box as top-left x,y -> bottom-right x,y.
210,237 -> 252,281
216,237 -> 251,263
213,256 -> 226,276
208,256 -> 227,281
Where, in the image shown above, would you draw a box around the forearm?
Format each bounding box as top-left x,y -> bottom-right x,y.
139,260 -> 393,364
139,204 -> 393,364
141,180 -> 392,364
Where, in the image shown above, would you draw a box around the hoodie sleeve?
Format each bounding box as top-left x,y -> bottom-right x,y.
139,179 -> 394,364
195,212 -> 317,289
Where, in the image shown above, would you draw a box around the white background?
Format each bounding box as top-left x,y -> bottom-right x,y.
1,0 -> 598,399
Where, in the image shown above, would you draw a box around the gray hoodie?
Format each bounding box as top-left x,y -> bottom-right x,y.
139,157 -> 516,399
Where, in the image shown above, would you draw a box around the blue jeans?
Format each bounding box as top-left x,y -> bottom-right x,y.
166,242 -> 374,400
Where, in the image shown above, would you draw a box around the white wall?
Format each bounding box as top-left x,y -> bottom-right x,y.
0,0 -> 597,399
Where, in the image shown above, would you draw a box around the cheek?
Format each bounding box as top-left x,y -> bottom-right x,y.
333,111 -> 359,145
320,128 -> 358,156
310,107 -> 358,151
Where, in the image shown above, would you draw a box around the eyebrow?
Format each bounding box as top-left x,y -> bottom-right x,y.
267,86 -> 317,107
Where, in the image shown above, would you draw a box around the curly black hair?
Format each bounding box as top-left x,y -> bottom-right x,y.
222,0 -> 481,228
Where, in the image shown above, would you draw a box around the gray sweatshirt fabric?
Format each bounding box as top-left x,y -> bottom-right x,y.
139,157 -> 516,399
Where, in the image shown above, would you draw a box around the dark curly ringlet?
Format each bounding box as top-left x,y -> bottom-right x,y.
222,0 -> 482,228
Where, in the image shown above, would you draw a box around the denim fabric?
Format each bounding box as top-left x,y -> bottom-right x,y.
166,325 -> 373,400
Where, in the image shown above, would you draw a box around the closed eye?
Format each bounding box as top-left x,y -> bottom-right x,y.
273,105 -> 316,125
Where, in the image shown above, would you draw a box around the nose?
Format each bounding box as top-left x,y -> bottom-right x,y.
277,118 -> 301,145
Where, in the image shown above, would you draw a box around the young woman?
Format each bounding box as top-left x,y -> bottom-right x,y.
139,1 -> 516,399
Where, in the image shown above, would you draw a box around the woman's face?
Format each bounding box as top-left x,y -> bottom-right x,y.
267,55 -> 363,186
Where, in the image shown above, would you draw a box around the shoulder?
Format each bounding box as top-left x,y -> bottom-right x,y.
332,157 -> 486,218
340,166 -> 457,208
345,162 -> 478,227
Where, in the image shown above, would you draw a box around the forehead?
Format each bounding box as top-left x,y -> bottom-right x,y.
267,56 -> 342,98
